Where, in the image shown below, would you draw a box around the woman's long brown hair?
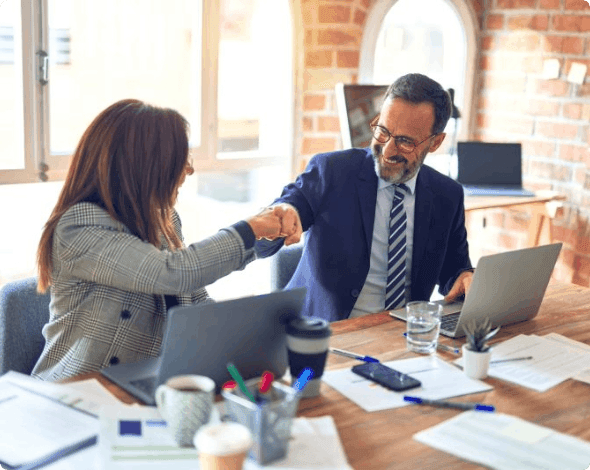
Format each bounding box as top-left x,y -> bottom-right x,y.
37,99 -> 190,292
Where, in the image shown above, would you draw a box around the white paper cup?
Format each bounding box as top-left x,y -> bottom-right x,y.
195,422 -> 253,470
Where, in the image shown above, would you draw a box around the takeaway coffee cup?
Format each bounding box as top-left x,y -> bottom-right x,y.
194,422 -> 253,470
285,317 -> 332,398
154,375 -> 215,447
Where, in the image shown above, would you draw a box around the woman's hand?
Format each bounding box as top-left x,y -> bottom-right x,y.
247,203 -> 302,245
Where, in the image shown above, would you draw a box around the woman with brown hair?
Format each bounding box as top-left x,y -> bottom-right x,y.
33,99 -> 300,381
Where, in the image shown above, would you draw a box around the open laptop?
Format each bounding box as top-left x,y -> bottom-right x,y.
389,243 -> 562,338
100,288 -> 306,405
457,142 -> 535,197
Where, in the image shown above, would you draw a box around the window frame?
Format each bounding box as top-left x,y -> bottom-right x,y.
0,0 -> 289,185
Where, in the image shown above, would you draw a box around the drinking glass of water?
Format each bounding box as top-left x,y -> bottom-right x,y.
406,301 -> 442,354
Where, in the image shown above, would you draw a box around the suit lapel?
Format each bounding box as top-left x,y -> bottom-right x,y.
412,170 -> 433,288
356,151 -> 378,252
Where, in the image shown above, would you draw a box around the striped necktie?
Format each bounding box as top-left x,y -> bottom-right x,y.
385,184 -> 409,311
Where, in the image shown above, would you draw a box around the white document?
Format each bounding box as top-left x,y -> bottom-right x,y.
456,334 -> 590,392
0,370 -> 107,416
322,356 -> 493,412
0,375 -> 99,469
65,378 -> 133,408
540,333 -> 590,385
414,410 -> 590,470
100,404 -> 352,470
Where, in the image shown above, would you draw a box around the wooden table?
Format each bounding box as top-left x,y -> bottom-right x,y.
68,281 -> 590,469
464,191 -> 565,247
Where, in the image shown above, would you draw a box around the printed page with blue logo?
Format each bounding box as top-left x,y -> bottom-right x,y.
100,404 -> 353,469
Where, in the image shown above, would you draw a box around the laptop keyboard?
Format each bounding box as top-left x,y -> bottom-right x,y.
440,312 -> 461,332
129,376 -> 158,395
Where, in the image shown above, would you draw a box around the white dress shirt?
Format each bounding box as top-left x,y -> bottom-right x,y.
349,171 -> 418,318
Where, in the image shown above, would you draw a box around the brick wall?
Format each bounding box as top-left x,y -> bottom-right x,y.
475,0 -> 590,286
294,0 -> 590,287
297,0 -> 374,172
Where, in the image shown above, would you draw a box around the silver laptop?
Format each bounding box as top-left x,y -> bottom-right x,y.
100,288 -> 306,405
389,243 -> 562,338
457,142 -> 535,197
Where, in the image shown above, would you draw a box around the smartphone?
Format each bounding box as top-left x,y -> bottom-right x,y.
351,362 -> 421,391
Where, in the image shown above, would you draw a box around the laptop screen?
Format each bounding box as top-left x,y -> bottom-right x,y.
457,142 -> 523,187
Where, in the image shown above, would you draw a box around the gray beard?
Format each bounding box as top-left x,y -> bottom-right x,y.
373,156 -> 407,184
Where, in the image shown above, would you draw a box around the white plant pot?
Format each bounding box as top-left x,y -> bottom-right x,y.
462,344 -> 492,379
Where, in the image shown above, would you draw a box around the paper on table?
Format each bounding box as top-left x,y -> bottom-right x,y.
0,379 -> 98,468
414,410 -> 590,470
100,404 -> 352,470
539,333 -> 590,385
265,416 -> 352,470
0,370 -> 105,416
322,356 -> 493,412
455,334 -> 590,392
63,378 -> 131,409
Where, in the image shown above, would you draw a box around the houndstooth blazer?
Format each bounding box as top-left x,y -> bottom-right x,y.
31,202 -> 255,381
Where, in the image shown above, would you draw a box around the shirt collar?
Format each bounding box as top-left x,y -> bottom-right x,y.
377,170 -> 418,195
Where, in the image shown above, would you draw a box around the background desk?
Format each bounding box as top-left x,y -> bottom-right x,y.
68,281 -> 590,469
464,190 -> 565,248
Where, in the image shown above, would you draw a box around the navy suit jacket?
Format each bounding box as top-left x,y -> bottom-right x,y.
257,148 -> 472,322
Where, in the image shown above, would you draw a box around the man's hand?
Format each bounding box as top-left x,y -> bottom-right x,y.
271,203 -> 302,245
444,270 -> 474,303
246,203 -> 302,245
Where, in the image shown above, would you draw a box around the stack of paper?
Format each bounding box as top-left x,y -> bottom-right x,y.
100,404 -> 352,469
0,372 -> 101,470
0,372 -> 352,469
454,333 -> 590,392
541,333 -> 590,385
322,356 -> 493,412
414,410 -> 590,470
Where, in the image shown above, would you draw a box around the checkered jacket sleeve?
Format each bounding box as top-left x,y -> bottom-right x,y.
31,202 -> 255,381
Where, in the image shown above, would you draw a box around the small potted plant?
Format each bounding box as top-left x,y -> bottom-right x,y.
462,318 -> 500,379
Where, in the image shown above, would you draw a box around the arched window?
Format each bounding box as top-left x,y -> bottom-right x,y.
359,0 -> 479,158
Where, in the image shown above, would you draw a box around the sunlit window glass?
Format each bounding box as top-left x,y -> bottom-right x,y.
0,0 -> 25,170
48,0 -> 202,156
217,0 -> 292,159
373,0 -> 466,136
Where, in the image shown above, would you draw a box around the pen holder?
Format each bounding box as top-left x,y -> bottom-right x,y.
221,378 -> 300,465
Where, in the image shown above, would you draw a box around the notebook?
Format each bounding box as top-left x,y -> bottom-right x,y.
100,288 -> 306,405
389,243 -> 562,338
457,142 -> 535,197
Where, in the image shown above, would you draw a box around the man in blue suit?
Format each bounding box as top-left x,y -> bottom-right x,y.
257,73 -> 474,322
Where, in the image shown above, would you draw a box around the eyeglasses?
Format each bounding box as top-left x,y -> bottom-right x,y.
369,116 -> 437,153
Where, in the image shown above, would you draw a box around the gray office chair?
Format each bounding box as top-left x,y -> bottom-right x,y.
270,242 -> 304,291
0,277 -> 50,375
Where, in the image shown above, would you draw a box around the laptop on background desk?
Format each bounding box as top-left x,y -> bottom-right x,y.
457,142 -> 535,197
389,243 -> 562,338
100,288 -> 306,405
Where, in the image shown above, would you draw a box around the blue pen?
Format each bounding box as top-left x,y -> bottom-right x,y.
329,347 -> 380,363
403,395 -> 495,412
293,368 -> 313,393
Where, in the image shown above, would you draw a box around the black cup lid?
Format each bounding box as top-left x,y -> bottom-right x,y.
286,317 -> 332,338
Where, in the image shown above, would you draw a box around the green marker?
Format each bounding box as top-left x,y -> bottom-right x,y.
226,362 -> 256,403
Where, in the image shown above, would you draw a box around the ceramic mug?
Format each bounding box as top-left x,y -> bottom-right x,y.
155,375 -> 215,447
